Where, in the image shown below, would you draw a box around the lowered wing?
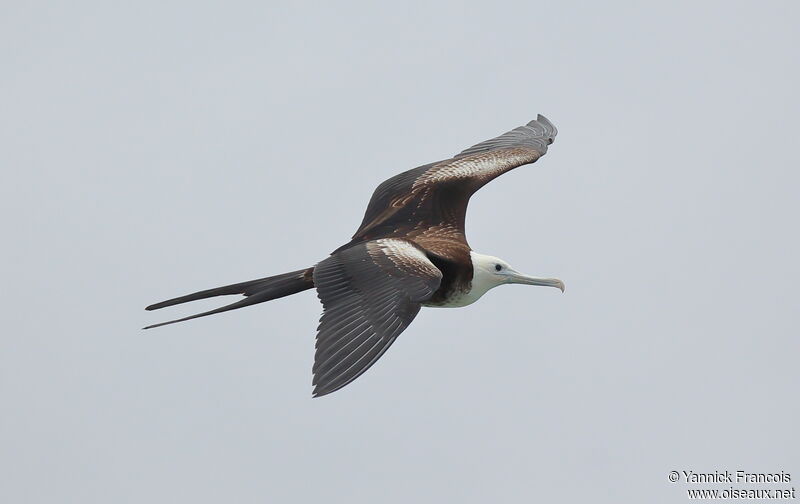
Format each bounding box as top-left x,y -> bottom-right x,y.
312,238 -> 442,396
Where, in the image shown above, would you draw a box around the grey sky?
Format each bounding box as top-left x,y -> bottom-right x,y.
2,1 -> 798,502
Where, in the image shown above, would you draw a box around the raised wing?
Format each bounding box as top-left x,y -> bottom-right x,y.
312,238 -> 442,397
350,115 -> 557,254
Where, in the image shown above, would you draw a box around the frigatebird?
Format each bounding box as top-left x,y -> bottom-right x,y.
145,115 -> 564,396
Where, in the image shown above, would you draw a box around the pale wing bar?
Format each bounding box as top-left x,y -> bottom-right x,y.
411,114 -> 558,190
312,239 -> 442,397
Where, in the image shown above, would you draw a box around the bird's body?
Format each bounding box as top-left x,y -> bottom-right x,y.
145,115 -> 563,396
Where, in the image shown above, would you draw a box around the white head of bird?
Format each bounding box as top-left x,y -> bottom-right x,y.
449,251 -> 565,308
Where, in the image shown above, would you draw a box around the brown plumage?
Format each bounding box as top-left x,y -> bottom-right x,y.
145,115 -> 560,396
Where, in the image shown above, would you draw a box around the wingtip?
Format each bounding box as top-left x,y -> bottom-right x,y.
311,380 -> 340,398
533,114 -> 558,144
311,382 -> 328,398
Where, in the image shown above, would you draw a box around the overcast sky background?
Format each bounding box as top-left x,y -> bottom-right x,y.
2,2 -> 798,503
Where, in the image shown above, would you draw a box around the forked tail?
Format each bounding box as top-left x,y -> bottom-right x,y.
143,267 -> 315,329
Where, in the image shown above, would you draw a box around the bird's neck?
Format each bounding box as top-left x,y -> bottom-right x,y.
467,251 -> 503,301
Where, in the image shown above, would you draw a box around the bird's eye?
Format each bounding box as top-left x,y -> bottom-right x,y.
495,264 -> 502,271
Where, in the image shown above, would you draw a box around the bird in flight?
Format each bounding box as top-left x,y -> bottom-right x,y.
145,115 -> 564,396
